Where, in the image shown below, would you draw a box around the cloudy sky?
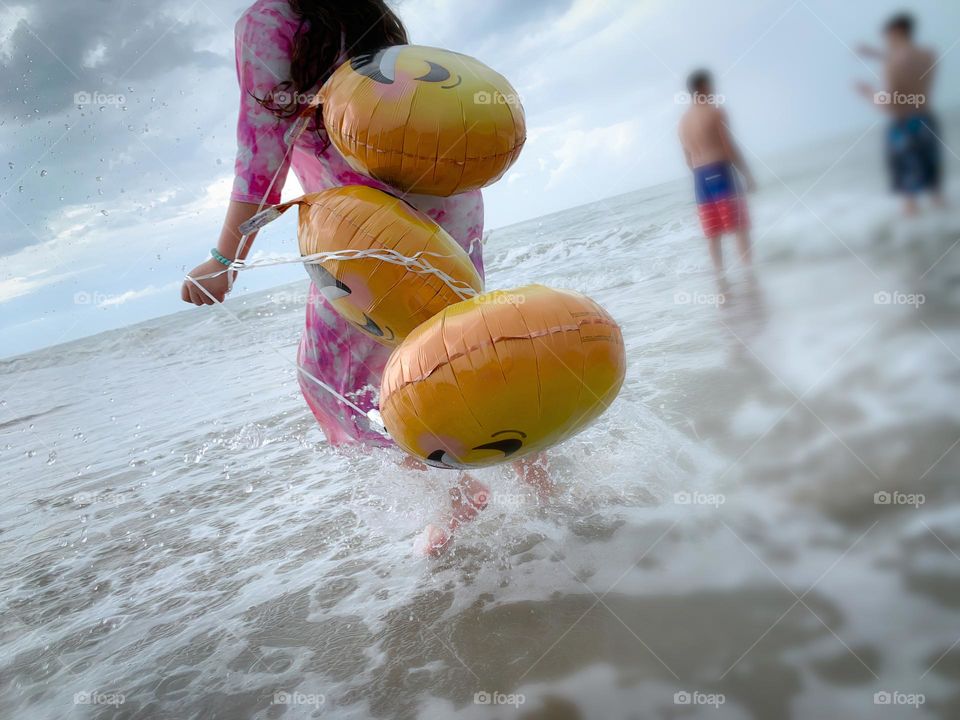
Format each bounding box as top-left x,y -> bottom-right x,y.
2,0 -> 959,357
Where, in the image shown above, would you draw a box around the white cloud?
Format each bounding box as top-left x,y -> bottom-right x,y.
546,118 -> 641,189
0,5 -> 32,62
0,268 -> 84,303
96,281 -> 180,307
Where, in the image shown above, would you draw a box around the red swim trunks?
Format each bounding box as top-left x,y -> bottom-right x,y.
698,196 -> 749,238
694,162 -> 749,238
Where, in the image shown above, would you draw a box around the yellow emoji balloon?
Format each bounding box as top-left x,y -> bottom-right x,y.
295,186 -> 483,345
239,186 -> 484,345
319,45 -> 526,196
380,285 -> 626,468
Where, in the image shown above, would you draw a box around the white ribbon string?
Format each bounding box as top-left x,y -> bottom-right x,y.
193,248 -> 480,301
185,107 -> 481,429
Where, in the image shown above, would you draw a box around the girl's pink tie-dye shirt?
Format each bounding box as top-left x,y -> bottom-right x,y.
233,0 -> 485,446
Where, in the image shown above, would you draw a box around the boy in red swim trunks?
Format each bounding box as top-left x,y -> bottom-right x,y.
678,70 -> 756,273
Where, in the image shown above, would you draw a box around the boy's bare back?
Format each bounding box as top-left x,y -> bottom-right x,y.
678,104 -> 731,169
885,45 -> 936,117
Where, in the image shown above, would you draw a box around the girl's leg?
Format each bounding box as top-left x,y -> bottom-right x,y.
513,453 -> 553,498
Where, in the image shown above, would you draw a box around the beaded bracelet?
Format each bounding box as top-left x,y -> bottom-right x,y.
210,248 -> 234,267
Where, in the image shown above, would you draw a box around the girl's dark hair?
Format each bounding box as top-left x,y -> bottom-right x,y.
259,0 -> 408,119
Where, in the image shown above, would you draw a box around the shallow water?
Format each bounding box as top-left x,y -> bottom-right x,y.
2,118 -> 960,719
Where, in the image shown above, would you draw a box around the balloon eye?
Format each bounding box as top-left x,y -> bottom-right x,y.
351,47 -> 400,84
426,449 -> 461,468
415,61 -> 451,83
307,265 -> 351,299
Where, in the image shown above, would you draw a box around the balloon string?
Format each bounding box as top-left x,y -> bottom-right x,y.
186,111 -> 391,429
188,108 -> 477,431
184,271 -> 387,433
194,248 -> 480,300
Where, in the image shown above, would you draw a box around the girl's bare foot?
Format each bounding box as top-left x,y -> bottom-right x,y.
400,455 -> 428,472
416,524 -> 450,557
416,473 -> 490,556
513,453 -> 553,499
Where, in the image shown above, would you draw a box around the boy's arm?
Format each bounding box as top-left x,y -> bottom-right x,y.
717,110 -> 756,191
678,123 -> 693,169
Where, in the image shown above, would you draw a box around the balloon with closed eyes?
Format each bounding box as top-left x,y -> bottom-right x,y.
317,45 -> 526,196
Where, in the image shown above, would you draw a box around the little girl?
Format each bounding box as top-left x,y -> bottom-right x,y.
182,0 -> 549,553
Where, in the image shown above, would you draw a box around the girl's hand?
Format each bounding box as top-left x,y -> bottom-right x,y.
181,258 -> 233,305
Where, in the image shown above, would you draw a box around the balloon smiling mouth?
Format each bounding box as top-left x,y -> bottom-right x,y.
441,74 -> 462,90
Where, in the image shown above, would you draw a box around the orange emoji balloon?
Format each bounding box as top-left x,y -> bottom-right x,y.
380,285 -> 626,468
296,186 -> 483,345
319,45 -> 526,196
241,185 -> 484,345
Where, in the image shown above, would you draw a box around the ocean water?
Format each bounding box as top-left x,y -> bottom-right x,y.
2,117 -> 960,719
